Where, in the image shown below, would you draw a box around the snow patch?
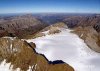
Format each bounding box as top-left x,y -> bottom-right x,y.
42,30 -> 49,35
3,37 -> 16,40
0,60 -> 20,71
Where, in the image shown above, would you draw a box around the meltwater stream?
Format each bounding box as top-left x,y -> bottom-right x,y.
27,29 -> 100,71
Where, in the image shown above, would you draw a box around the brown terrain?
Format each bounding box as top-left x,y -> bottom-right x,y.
65,14 -> 100,52
0,37 -> 74,71
33,22 -> 68,38
0,14 -> 48,38
33,15 -> 100,53
63,14 -> 100,28
0,14 -> 100,71
72,26 -> 100,52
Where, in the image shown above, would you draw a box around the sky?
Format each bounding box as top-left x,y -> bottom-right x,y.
0,0 -> 100,14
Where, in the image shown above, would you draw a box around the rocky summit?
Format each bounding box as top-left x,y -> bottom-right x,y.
0,37 -> 74,71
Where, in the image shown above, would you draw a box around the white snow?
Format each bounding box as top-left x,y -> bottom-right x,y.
42,30 -> 50,35
3,37 -> 16,40
0,60 -> 20,71
0,60 -> 33,71
26,29 -> 100,71
0,60 -> 11,71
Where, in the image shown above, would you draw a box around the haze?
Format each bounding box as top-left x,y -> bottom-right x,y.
0,0 -> 100,14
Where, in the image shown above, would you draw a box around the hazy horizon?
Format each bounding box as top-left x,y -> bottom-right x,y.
0,0 -> 100,14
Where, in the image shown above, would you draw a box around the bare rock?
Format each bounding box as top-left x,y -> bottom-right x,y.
72,26 -> 100,53
0,37 -> 74,71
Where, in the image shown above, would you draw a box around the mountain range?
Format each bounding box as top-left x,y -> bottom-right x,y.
0,13 -> 100,71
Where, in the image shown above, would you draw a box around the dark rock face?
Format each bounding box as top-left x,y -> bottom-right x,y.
94,23 -> 100,32
63,16 -> 80,28
0,37 -> 74,71
49,60 -> 65,64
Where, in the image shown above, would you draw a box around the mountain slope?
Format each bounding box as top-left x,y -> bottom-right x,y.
0,37 -> 74,71
0,14 -> 48,38
72,26 -> 100,52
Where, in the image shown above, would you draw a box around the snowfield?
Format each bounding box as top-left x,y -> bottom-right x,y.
0,28 -> 100,71
27,29 -> 100,71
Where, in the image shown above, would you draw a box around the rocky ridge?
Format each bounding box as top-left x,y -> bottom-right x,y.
0,14 -> 48,38
72,26 -> 100,52
0,37 -> 74,71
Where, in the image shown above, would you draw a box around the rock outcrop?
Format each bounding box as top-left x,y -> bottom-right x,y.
94,23 -> 100,32
72,26 -> 100,52
0,37 -> 74,71
33,22 -> 68,38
